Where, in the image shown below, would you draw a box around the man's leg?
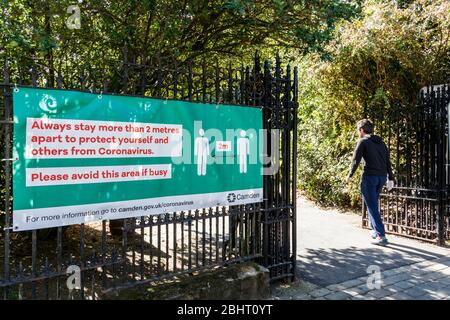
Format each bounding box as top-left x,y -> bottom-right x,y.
376,176 -> 387,198
375,176 -> 387,235
361,175 -> 385,237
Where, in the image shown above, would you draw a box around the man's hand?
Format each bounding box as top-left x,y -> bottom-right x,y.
386,180 -> 394,191
345,175 -> 351,185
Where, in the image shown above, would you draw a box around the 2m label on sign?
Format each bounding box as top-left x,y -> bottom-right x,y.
216,141 -> 232,152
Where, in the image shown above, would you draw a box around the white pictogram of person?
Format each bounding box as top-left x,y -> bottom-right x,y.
194,129 -> 210,176
237,130 -> 250,174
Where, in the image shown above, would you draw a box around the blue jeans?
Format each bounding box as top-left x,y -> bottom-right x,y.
361,175 -> 386,237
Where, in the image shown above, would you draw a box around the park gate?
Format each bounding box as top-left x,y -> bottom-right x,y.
363,84 -> 450,245
0,53 -> 298,299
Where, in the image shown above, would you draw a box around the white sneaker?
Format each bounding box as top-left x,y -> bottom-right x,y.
371,236 -> 388,246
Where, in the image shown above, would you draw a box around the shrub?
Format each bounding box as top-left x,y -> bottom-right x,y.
297,0 -> 450,208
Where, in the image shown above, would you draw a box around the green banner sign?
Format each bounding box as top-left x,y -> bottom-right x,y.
13,87 -> 263,231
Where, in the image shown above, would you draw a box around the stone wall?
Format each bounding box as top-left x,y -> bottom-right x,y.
104,262 -> 270,300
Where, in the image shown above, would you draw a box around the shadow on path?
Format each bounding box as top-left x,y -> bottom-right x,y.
296,243 -> 448,287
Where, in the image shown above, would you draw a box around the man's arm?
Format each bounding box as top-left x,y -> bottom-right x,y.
348,139 -> 364,178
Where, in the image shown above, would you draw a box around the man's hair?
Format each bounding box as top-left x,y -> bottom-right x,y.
357,119 -> 373,134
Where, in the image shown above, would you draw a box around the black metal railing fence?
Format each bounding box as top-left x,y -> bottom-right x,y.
362,85 -> 450,244
0,52 -> 298,299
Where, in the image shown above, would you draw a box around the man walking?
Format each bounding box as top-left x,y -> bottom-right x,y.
345,119 -> 395,246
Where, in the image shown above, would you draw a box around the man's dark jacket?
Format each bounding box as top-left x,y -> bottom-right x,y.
348,134 -> 395,181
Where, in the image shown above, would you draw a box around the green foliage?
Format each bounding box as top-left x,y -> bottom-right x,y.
297,0 -> 450,207
296,58 -> 359,206
0,0 -> 361,74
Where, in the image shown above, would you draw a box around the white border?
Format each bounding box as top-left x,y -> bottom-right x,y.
13,188 -> 263,231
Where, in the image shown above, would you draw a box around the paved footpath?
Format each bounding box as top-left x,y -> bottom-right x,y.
270,196 -> 450,300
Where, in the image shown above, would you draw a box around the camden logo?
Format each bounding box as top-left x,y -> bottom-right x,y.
39,94 -> 58,114
227,193 -> 236,203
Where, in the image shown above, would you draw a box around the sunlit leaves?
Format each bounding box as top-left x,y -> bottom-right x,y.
297,0 -> 450,207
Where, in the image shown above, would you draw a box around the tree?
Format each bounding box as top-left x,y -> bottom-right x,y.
297,0 -> 450,207
0,0 -> 361,88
